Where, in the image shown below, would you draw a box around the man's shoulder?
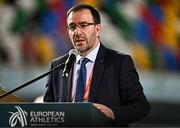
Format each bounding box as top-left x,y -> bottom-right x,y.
106,47 -> 129,59
103,47 -> 135,68
99,44 -> 132,62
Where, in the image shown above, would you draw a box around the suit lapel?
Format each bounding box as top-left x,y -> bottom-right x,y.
88,44 -> 107,102
66,67 -> 73,101
59,66 -> 74,102
58,55 -> 74,102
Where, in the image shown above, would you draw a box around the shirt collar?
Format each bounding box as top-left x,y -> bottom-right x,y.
76,43 -> 100,64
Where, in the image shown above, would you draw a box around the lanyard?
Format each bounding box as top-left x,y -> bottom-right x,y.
83,65 -> 94,102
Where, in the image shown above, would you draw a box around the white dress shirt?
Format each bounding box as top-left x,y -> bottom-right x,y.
71,43 -> 100,101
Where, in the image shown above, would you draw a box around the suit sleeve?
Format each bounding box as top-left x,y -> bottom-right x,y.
111,55 -> 150,125
43,61 -> 55,102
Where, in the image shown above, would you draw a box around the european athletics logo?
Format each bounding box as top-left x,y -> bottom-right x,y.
9,106 -> 28,127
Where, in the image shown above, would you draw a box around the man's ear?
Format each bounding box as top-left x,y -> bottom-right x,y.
95,24 -> 101,37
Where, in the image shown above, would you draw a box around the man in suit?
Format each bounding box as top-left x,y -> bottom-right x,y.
44,4 -> 150,126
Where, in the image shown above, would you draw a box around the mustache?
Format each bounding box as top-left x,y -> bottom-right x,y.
73,35 -> 86,41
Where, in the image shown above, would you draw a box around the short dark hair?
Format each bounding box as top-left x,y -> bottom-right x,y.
67,4 -> 101,24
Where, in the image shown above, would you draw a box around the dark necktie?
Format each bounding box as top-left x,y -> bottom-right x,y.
75,58 -> 89,102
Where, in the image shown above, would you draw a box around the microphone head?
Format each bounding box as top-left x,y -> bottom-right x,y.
66,49 -> 77,64
69,49 -> 77,57
62,49 -> 77,76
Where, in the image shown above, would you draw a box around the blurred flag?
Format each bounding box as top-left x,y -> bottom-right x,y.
78,0 -> 101,9
34,35 -> 56,65
131,42 -> 151,70
161,0 -> 179,51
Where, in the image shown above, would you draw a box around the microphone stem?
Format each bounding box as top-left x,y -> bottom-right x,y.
0,63 -> 65,99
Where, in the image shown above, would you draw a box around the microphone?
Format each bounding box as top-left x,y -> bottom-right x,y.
62,49 -> 77,77
0,49 -> 77,100
0,63 -> 65,100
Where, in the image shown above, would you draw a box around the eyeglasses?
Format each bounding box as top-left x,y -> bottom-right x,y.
67,22 -> 95,31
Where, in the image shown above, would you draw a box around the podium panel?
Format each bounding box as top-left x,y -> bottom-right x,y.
0,102 -> 111,127
0,87 -> 25,102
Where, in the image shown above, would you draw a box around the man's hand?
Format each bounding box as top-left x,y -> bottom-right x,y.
93,103 -> 115,120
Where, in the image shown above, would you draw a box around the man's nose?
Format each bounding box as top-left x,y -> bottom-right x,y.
74,25 -> 82,34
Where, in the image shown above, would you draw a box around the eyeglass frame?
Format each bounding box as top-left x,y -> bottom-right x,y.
66,22 -> 97,31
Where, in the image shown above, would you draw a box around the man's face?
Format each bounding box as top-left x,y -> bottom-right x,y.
67,9 -> 101,56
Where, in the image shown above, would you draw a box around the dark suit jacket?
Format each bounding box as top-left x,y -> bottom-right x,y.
44,43 -> 150,126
